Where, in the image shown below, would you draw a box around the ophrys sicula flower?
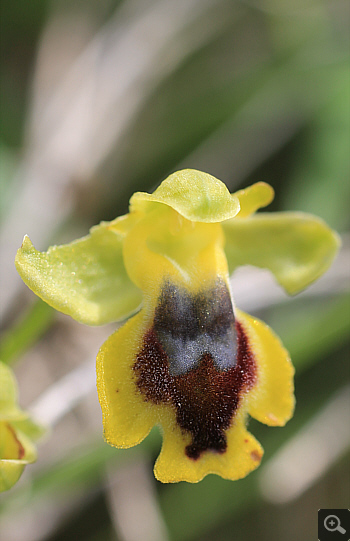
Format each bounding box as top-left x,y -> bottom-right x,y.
15,169 -> 340,483
0,361 -> 44,491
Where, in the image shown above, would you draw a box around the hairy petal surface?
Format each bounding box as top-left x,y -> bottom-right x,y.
236,309 -> 295,426
154,407 -> 263,483
223,212 -> 340,294
97,298 -> 267,483
97,311 -> 159,449
15,225 -> 142,326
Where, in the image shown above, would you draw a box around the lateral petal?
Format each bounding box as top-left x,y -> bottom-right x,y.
96,311 -> 161,449
234,182 -> 274,218
237,309 -> 295,426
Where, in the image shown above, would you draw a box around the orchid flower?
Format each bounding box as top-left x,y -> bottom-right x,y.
15,170 -> 339,483
0,361 -> 44,491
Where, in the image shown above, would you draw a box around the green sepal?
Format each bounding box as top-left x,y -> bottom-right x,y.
0,460 -> 25,492
15,225 -> 143,326
130,169 -> 240,223
0,362 -> 26,421
223,211 -> 340,294
12,418 -> 46,442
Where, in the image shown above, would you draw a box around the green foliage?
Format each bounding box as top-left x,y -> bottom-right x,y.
0,300 -> 54,365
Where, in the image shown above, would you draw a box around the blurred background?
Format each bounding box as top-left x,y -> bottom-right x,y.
0,0 -> 349,540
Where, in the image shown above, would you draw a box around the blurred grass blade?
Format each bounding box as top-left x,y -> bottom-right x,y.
283,68 -> 350,230
277,293 -> 350,373
0,300 -> 54,365
259,385 -> 350,503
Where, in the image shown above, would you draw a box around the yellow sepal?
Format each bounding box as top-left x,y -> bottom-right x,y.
237,309 -> 295,426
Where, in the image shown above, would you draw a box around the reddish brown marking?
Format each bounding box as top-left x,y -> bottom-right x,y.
133,321 -> 256,460
6,423 -> 25,460
250,450 -> 262,462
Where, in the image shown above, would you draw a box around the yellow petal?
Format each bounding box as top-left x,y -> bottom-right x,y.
154,408 -> 263,483
236,309 -> 295,426
97,274 -> 267,483
97,311 -> 164,449
0,422 -> 25,461
0,422 -> 37,492
233,182 -> 274,218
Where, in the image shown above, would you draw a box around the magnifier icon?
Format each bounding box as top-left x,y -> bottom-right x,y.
324,515 -> 346,534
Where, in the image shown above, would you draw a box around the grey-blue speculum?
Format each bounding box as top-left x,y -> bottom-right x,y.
133,279 -> 256,459
154,279 -> 238,375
